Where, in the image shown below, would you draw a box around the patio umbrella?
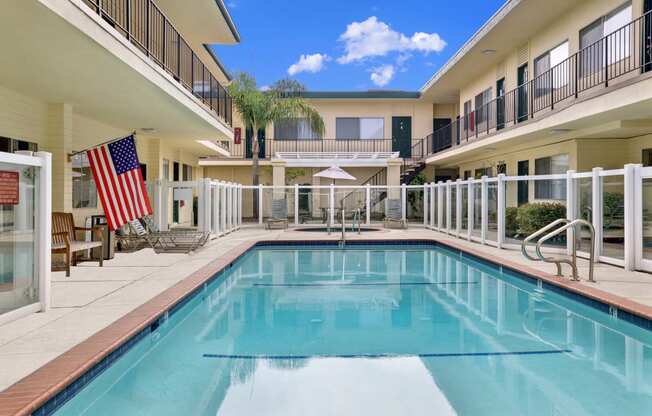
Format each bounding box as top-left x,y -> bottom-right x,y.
313,166 -> 356,185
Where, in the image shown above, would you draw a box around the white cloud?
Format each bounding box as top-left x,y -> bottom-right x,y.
287,53 -> 330,76
259,85 -> 270,91
337,17 -> 446,64
370,65 -> 395,87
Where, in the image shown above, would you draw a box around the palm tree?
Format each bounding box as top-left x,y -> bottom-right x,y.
227,73 -> 324,218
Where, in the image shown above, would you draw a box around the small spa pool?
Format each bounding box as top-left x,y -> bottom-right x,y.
294,226 -> 381,232
50,243 -> 652,416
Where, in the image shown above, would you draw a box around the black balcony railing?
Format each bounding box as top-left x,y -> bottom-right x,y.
226,138 -> 413,159
423,9 -> 652,158
82,0 -> 232,126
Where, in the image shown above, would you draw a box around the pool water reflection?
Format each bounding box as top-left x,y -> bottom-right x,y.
55,245 -> 652,416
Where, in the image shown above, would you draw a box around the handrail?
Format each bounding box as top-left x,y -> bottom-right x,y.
353,208 -> 362,235
425,9 -> 652,158
522,218 -> 595,282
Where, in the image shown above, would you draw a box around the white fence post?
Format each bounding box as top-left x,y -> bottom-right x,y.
258,184 -> 263,226
456,179 -> 462,237
437,182 -> 444,230
423,184 -> 428,228
497,174 -> 505,248
592,167 -> 603,259
212,182 -> 220,235
36,152 -> 51,311
160,179 -> 169,231
467,181 -> 474,240
329,183 -> 335,226
365,183 -> 371,225
430,183 -> 435,230
624,164 -> 639,271
481,176 -> 488,245
446,180 -> 452,234
401,183 -> 407,223
238,185 -> 242,228
151,179 -> 161,231
566,170 -> 577,255
294,184 -> 299,226
221,182 -> 227,233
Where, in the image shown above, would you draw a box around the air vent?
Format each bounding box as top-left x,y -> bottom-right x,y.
517,43 -> 530,65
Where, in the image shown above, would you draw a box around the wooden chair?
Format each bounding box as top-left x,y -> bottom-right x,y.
52,212 -> 104,276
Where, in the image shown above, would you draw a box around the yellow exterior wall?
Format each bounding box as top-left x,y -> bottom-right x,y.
458,0 -> 644,115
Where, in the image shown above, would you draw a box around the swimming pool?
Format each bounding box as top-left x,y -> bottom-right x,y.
51,243 -> 652,416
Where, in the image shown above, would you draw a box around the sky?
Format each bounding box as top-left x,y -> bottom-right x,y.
211,0 -> 505,91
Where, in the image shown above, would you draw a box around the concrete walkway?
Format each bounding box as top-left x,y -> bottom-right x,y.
0,225 -> 651,392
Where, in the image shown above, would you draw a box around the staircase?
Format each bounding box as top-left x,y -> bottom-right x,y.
401,159 -> 427,185
341,168 -> 387,218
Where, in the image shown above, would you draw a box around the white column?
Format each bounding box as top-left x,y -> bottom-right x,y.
624,164 -> 639,270
566,170 -> 577,255
456,179 -> 462,237
258,184 -> 263,226
36,152 -> 52,312
497,174 -> 506,248
592,167 -> 603,259
365,183 -> 371,225
151,179 -> 161,231
481,176 -> 488,244
467,181 -> 474,240
445,180 -> 452,234
294,184 -> 299,226
401,183 -> 407,223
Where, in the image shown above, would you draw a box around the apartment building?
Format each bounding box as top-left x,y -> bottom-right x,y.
421,0 -> 652,184
0,0 -> 237,227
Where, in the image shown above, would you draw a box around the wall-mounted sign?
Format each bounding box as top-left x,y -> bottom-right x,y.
234,127 -> 242,145
0,171 -> 19,205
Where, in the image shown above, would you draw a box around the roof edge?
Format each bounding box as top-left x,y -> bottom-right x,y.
419,0 -> 520,93
213,0 -> 240,43
297,91 -> 421,99
204,45 -> 232,82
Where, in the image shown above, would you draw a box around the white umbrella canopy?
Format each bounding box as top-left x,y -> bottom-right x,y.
313,166 -> 356,184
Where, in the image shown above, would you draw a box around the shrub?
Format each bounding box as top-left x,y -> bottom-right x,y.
603,192 -> 624,229
505,207 -> 519,237
516,202 -> 566,235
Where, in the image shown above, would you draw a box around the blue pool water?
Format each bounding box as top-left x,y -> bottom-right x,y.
54,244 -> 652,416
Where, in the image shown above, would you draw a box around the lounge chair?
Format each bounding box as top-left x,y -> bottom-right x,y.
52,212 -> 104,276
266,199 -> 289,229
383,199 -> 407,229
122,217 -> 209,254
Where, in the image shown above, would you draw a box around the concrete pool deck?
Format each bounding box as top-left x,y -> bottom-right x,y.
0,225 -> 651,414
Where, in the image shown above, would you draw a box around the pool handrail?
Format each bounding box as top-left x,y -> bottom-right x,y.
534,219 -> 595,283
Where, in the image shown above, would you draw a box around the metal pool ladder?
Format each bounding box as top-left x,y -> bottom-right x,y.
353,208 -> 362,235
521,218 -> 596,283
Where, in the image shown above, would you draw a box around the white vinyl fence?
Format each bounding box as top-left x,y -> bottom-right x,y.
147,179 -> 242,238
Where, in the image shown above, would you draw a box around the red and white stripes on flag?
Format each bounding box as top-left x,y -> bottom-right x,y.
86,135 -> 152,231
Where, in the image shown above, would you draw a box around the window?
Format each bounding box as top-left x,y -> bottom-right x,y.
474,88 -> 492,125
496,162 -> 507,175
162,159 -> 170,181
72,153 -> 98,208
463,100 -> 473,133
173,162 -> 180,181
274,118 -> 320,140
534,41 -> 569,96
474,167 -> 492,179
0,137 -> 38,153
643,149 -> 652,167
535,154 -> 568,200
183,164 -> 192,181
580,2 -> 632,75
463,170 -> 472,180
335,117 -> 384,139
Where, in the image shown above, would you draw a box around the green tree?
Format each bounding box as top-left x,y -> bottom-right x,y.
228,73 -> 324,217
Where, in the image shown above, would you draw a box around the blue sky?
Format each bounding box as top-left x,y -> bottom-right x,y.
211,0 -> 504,91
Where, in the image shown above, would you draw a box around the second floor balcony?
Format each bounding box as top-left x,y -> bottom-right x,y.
82,0 -> 233,127
211,138 -> 423,160
422,9 -> 652,159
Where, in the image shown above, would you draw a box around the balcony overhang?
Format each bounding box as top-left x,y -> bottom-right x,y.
0,0 -> 232,143
273,152 -> 400,167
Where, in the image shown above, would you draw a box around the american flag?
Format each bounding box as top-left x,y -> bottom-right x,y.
87,135 -> 152,231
